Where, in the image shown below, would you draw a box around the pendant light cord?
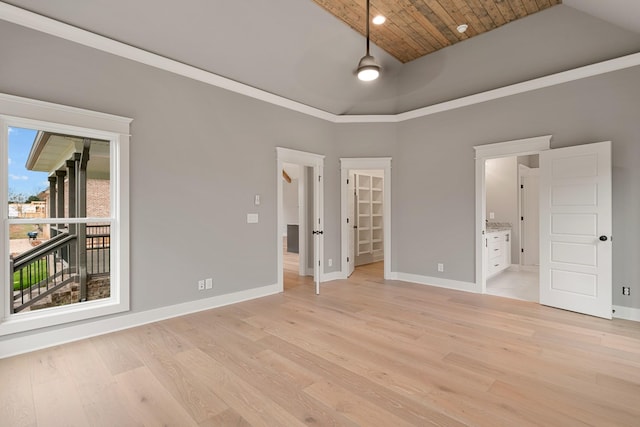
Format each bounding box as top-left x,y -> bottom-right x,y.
365,0 -> 371,55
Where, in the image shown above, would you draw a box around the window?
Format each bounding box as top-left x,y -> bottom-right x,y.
0,94 -> 130,335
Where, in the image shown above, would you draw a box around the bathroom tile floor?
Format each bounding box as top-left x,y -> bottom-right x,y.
486,268 -> 539,302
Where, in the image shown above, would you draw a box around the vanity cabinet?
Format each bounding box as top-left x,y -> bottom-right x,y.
486,229 -> 511,277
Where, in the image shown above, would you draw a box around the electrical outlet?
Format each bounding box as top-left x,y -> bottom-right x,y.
437,263 -> 444,272
198,280 -> 205,291
622,286 -> 631,296
205,278 -> 213,290
328,259 -> 333,267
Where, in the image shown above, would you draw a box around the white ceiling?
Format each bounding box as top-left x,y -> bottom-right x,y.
1,1 -> 639,115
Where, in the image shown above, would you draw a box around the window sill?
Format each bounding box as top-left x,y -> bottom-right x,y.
0,295 -> 129,337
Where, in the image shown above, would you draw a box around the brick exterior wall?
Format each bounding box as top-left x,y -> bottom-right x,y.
30,277 -> 111,311
86,179 -> 111,218
44,178 -> 110,218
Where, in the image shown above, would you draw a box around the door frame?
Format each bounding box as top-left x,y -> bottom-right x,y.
474,136 -> 551,294
277,147 -> 325,293
340,157 -> 392,280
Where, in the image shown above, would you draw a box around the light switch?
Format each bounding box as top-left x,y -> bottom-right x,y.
254,194 -> 260,205
489,212 -> 495,219
247,213 -> 259,223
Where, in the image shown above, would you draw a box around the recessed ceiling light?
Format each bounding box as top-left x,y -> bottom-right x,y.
372,15 -> 386,25
457,24 -> 468,34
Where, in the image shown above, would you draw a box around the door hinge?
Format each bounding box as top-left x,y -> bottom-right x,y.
318,175 -> 321,182
521,216 -> 524,221
347,178 -> 349,184
521,248 -> 524,253
347,218 -> 350,224
520,184 -> 524,189
347,256 -> 350,262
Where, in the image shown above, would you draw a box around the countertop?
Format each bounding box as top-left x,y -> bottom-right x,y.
486,222 -> 512,233
487,227 -> 511,233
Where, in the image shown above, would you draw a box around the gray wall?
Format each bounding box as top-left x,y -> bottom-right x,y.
0,21 -> 338,342
394,66 -> 640,308
0,11 -> 639,348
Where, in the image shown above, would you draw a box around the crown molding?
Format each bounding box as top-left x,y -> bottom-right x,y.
1,2 -> 639,124
394,52 -> 640,122
0,2 -> 335,122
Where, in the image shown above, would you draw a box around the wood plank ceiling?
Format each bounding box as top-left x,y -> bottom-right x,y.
313,0 -> 562,63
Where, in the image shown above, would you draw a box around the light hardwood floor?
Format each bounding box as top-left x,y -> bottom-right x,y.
283,238 -> 306,290
2,265 -> 640,426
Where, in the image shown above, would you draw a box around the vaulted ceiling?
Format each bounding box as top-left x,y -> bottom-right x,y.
314,0 -> 561,63
0,1 -> 639,115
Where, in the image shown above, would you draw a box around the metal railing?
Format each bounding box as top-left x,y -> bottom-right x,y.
10,224 -> 111,313
86,225 -> 110,276
11,232 -> 77,313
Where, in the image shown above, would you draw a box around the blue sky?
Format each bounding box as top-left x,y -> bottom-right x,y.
8,127 -> 48,199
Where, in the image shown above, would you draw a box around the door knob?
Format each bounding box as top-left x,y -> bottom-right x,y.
599,235 -> 608,241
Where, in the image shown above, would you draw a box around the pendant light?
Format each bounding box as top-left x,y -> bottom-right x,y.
356,0 -> 380,81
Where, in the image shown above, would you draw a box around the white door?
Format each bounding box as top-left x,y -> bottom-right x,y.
540,141 -> 612,319
522,169 -> 539,266
347,172 -> 355,277
313,166 -> 324,295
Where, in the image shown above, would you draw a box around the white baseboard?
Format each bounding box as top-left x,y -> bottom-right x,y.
613,305 -> 640,322
388,272 -> 477,293
1,283 -> 280,359
322,271 -> 345,282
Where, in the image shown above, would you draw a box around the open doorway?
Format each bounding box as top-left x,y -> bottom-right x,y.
277,148 -> 324,294
352,169 -> 384,277
281,163 -> 317,290
484,155 -> 540,302
281,163 -> 302,288
476,137 -> 613,319
474,136 -> 550,301
340,158 -> 391,281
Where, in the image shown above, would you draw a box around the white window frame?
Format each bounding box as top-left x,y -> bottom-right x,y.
0,93 -> 131,336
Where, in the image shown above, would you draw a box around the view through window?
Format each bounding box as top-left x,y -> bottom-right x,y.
7,126 -> 112,314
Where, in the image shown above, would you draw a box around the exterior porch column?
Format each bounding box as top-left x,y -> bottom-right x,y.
55,169 -> 66,230
55,169 -> 67,274
48,176 -> 57,236
78,140 -> 91,301
66,156 -> 78,275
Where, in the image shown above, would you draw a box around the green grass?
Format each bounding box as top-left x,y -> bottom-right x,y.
9,224 -> 41,239
13,259 -> 48,291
